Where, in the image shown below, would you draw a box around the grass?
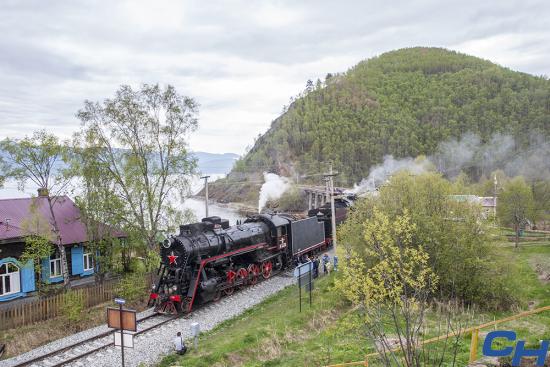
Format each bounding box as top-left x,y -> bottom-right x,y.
158,274 -> 361,367
158,239 -> 550,367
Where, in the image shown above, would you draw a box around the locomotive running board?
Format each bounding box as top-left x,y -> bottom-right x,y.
186,243 -> 267,312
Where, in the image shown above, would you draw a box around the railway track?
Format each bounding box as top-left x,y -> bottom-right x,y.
5,269 -> 292,367
9,312 -> 178,367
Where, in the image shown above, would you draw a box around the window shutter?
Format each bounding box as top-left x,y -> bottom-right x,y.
71,245 -> 84,275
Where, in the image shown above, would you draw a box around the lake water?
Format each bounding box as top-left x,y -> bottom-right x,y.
0,174 -> 244,226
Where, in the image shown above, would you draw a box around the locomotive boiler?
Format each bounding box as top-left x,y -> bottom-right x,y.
149,213 -> 328,314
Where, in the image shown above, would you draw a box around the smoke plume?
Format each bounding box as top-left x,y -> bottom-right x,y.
258,173 -> 291,212
431,132 -> 550,180
351,131 -> 550,194
350,156 -> 432,194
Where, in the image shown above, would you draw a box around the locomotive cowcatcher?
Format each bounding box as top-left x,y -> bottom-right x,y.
149,213 -> 331,314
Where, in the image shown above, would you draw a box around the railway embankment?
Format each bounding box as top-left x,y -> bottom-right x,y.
1,271 -> 297,367
190,195 -> 258,215
196,175 -> 261,209
158,240 -> 550,367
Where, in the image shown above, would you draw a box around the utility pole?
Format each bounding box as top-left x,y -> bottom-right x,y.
200,175 -> 210,218
325,176 -> 330,204
324,163 -> 339,251
493,174 -> 498,219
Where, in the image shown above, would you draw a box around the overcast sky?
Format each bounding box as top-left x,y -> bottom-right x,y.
0,0 -> 549,154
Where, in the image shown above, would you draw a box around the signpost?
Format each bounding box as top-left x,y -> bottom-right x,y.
107,298 -> 136,367
294,262 -> 314,312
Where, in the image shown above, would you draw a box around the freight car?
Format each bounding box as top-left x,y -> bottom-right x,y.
149,213 -> 331,314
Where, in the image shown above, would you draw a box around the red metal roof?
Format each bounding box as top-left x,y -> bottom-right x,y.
0,196 -> 125,245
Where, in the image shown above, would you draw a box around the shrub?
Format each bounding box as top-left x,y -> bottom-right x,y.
144,250 -> 161,273
115,273 -> 148,303
338,171 -> 520,310
129,257 -> 146,273
62,291 -> 85,325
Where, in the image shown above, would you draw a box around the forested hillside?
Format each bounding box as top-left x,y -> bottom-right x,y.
231,47 -> 550,185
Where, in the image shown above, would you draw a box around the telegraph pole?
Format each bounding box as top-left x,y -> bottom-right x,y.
493,174 -> 498,219
324,164 -> 339,251
200,175 -> 210,217
325,176 -> 330,204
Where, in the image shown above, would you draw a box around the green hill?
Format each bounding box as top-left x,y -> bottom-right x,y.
231,47 -> 550,186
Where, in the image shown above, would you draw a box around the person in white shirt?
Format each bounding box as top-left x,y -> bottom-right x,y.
174,332 -> 187,355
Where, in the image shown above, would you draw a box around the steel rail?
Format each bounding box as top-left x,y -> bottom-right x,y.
9,269 -> 290,367
9,311 -> 174,367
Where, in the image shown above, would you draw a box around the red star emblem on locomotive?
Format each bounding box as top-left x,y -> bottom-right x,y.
168,252 -> 178,265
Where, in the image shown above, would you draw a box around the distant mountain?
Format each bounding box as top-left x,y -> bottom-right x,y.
192,152 -> 239,174
230,47 -> 550,185
0,148 -> 239,175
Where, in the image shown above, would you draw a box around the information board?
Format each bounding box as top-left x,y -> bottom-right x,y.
107,307 -> 137,332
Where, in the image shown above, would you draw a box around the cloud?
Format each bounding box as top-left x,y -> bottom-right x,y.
0,0 -> 549,154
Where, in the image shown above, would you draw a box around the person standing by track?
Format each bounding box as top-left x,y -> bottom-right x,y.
322,253 -> 330,275
313,255 -> 320,278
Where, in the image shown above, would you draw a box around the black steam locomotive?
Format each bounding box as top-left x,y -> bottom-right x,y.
149,199 -> 353,314
149,214 -> 323,313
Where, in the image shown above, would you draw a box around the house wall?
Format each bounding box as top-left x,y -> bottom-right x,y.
0,241 -> 25,259
1,242 -> 98,301
40,244 -> 95,283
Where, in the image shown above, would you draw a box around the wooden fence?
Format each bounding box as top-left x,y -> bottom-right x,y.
0,273 -> 154,330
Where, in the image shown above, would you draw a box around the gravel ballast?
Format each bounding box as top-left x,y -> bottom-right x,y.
1,272 -> 296,367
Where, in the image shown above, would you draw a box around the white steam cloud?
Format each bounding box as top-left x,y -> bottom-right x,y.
432,132 -> 550,180
350,156 -> 432,194
350,131 -> 550,195
258,173 -> 291,212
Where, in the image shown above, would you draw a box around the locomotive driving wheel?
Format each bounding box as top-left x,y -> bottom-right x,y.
159,301 -> 177,314
261,260 -> 273,279
236,267 -> 248,288
153,301 -> 162,313
225,270 -> 236,296
248,264 -> 260,285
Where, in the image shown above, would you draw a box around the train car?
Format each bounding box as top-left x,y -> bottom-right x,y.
149,213 -> 330,314
307,196 -> 354,242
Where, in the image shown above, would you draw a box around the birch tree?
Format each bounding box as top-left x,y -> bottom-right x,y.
336,209 -> 439,366
0,130 -> 72,286
498,176 -> 536,247
75,84 -> 198,250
